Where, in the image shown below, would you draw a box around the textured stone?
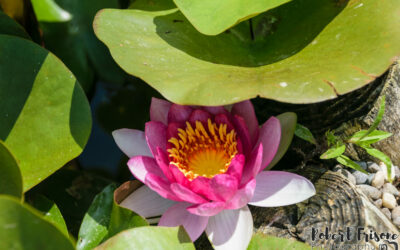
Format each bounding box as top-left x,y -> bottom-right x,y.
367,173 -> 375,185
382,183 -> 399,196
392,206 -> 400,220
381,207 -> 392,219
380,162 -> 395,181
371,171 -> 385,189
394,165 -> 400,178
355,161 -> 368,171
374,199 -> 382,208
352,171 -> 369,185
382,192 -> 397,209
393,217 -> 400,227
367,162 -> 381,173
357,185 -> 382,200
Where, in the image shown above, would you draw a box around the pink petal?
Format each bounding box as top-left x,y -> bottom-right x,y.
232,115 -> 252,157
112,129 -> 152,158
170,165 -> 190,187
167,122 -> 184,140
225,179 -> 256,210
158,203 -> 209,241
206,206 -> 253,250
190,177 -> 219,201
127,156 -> 164,183
154,148 -> 175,182
120,185 -> 176,218
168,104 -> 193,123
210,174 -> 239,201
232,100 -> 259,146
170,183 -> 208,204
256,117 -> 281,171
150,97 -> 171,125
187,201 -> 225,217
214,113 -> 234,131
202,106 -> 228,116
240,144 -> 263,185
189,109 -> 212,124
249,171 -> 316,207
225,154 -> 245,182
145,173 -> 181,202
145,121 -> 167,156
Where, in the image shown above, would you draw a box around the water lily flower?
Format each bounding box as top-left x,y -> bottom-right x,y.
113,98 -> 316,250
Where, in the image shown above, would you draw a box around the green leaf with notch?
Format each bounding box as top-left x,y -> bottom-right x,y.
336,155 -> 368,174
295,124 -> 316,145
0,195 -> 74,250
248,233 -> 311,250
96,226 -> 195,250
320,144 -> 346,159
0,35 -> 91,191
173,0 -> 291,35
0,140 -> 22,198
94,0 -> 400,105
77,184 -> 148,250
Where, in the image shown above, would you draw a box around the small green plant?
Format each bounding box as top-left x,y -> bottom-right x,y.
295,96 -> 393,181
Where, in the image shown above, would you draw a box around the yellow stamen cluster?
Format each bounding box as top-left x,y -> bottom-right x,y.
167,119 -> 238,180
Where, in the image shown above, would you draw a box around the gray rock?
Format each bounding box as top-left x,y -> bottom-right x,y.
367,162 -> 380,173
357,185 -> 382,200
367,173 -> 375,185
374,199 -> 383,208
393,217 -> 400,227
355,161 -> 368,171
371,171 -> 385,189
382,192 -> 397,209
352,171 -> 369,184
394,165 -> 400,178
346,172 -> 356,185
381,207 -> 392,219
382,183 -> 400,196
392,206 -> 400,220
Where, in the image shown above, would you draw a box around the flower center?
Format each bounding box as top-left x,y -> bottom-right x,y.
167,119 -> 238,180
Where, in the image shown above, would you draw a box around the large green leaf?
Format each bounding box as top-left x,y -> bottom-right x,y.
0,35 -> 91,191
0,10 -> 29,38
95,0 -> 400,105
0,140 -> 22,198
0,195 -> 74,250
77,184 -> 148,250
31,0 -> 71,22
36,0 -> 126,91
30,195 -> 69,237
96,226 -> 195,250
173,0 -> 290,35
248,233 -> 310,249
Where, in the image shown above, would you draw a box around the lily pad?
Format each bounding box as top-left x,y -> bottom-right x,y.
95,0 -> 400,105
77,184 -> 148,250
248,233 -> 310,249
0,140 -> 22,198
97,226 -> 195,250
173,0 -> 291,35
0,10 -> 30,38
0,35 -> 91,191
0,195 -> 74,250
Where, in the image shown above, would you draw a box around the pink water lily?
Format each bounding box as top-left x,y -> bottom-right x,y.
113,98 -> 316,250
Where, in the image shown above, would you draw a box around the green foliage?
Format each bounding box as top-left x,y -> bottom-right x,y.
34,0 -> 126,91
248,233 -> 311,249
0,10 -> 30,38
173,0 -> 291,35
97,226 -> 195,250
267,112 -> 297,169
0,35 -> 91,191
319,97 -> 392,179
0,195 -> 74,250
95,0 -> 400,105
30,195 -> 69,238
77,184 -> 148,250
31,0 -> 71,22
0,140 -> 22,198
294,124 -> 316,145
